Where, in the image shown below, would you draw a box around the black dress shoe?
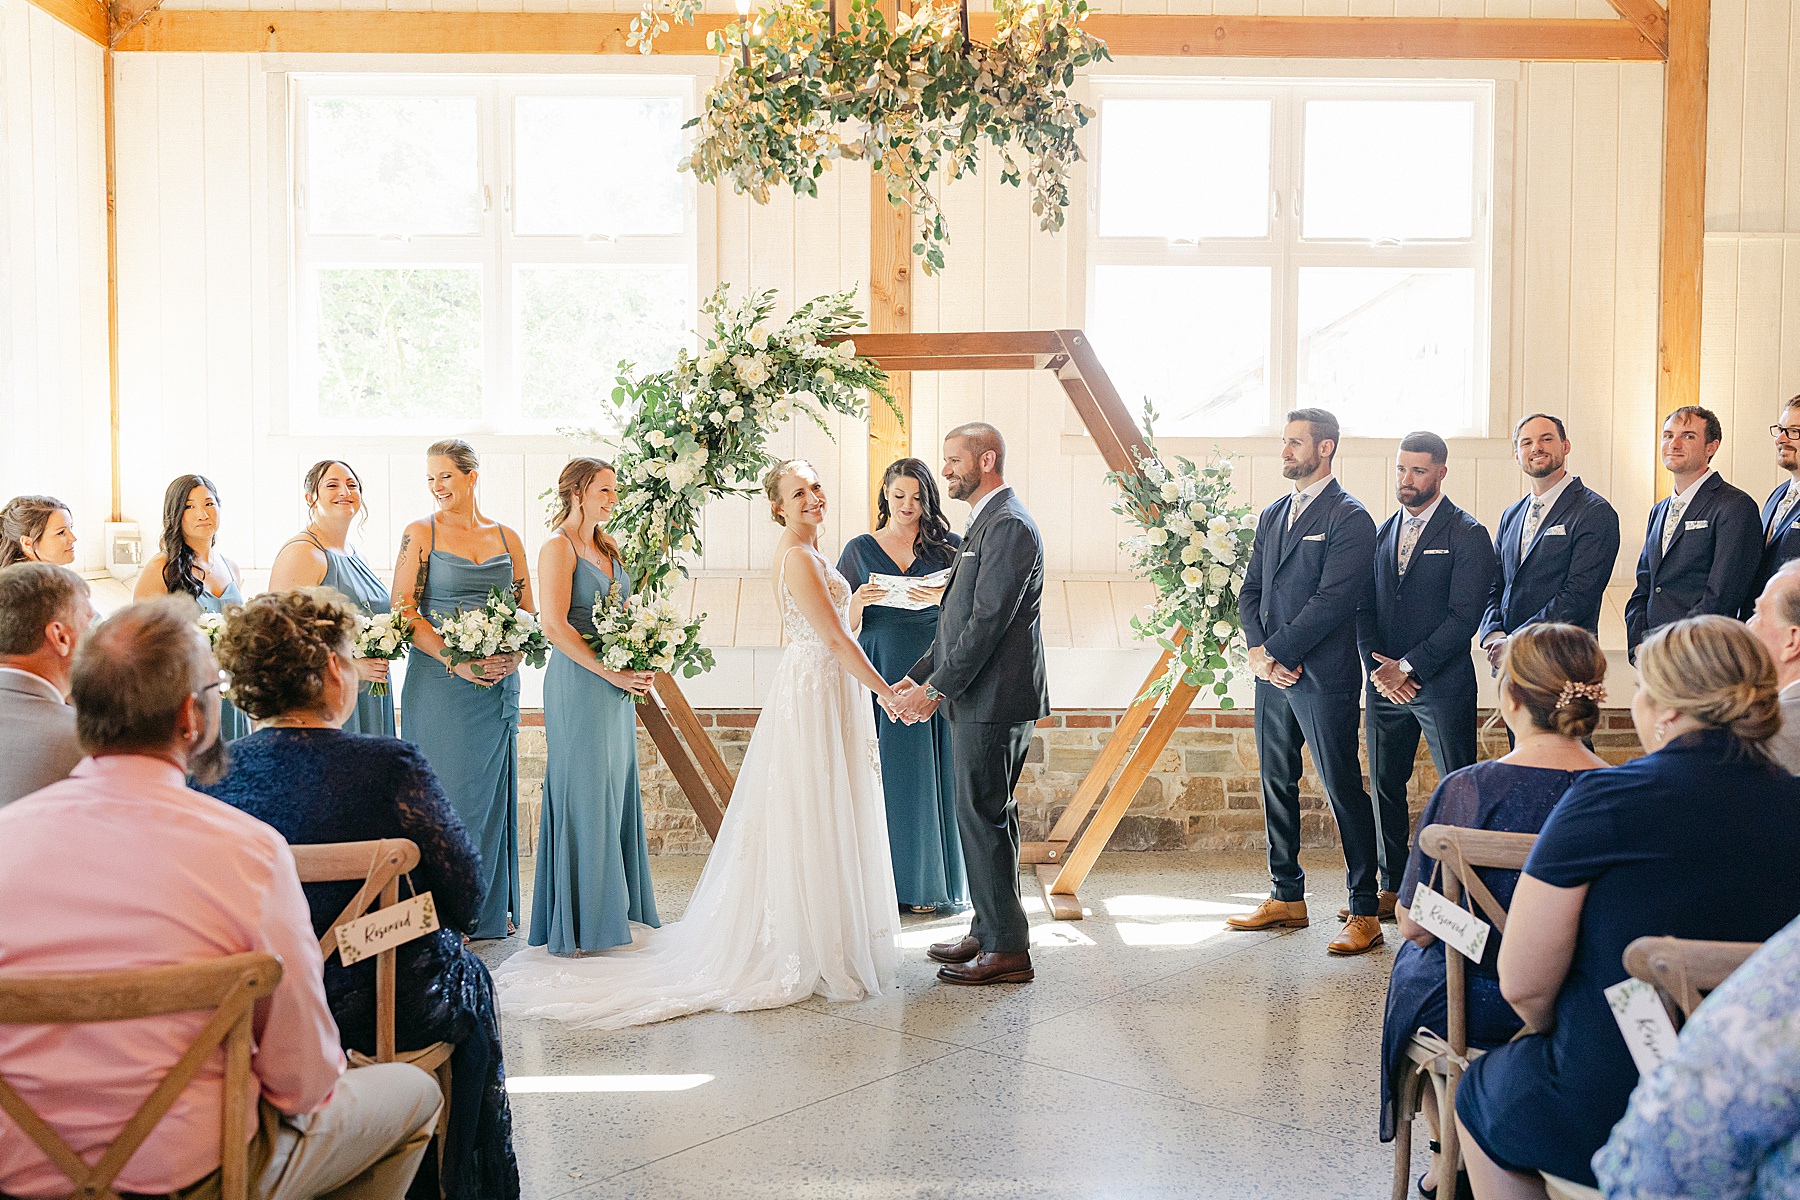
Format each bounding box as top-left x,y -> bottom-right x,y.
937,951 -> 1034,985
927,934 -> 980,964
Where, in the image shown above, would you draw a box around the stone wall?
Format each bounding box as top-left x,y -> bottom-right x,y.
516,708 -> 1646,857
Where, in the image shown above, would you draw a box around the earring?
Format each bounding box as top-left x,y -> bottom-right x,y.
1654,717 -> 1673,745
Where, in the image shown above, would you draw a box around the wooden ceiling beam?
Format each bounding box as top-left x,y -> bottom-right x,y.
22,0 -> 109,47
1603,0 -> 1669,57
111,9 -> 1663,61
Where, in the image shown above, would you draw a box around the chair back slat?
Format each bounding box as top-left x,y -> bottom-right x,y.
0,952 -> 282,1200
1623,936 -> 1761,1024
1416,825 -> 1540,1057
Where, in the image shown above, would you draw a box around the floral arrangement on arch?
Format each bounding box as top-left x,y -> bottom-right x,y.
1111,406 -> 1258,707
590,284 -> 897,600
633,0 -> 1108,274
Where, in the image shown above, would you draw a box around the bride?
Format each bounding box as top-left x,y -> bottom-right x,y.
493,459 -> 904,1028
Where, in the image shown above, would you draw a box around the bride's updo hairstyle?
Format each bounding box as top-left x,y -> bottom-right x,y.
1637,614 -> 1783,755
762,459 -> 818,527
215,588 -> 360,721
1497,623 -> 1608,741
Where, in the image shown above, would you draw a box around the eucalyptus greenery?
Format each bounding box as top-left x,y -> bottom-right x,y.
632,0 -> 1108,274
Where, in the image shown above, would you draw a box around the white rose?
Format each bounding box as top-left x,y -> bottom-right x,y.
733,354 -> 771,389
1160,482 -> 1181,502
708,411 -> 724,426
836,339 -> 856,360
693,447 -> 709,467
1180,566 -> 1204,590
727,405 -> 745,422
1180,543 -> 1202,565
772,398 -> 793,423
1212,620 -> 1233,638
1213,545 -> 1237,566
1146,527 -> 1169,546
718,389 -> 737,405
647,430 -> 668,448
816,367 -> 835,386
1208,565 -> 1230,588
679,533 -> 697,551
1188,502 -> 1208,522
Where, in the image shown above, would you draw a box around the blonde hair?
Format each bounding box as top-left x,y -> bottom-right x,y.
549,457 -> 622,563
762,459 -> 817,527
1637,615 -> 1782,749
427,439 -> 479,475
1498,623 -> 1608,740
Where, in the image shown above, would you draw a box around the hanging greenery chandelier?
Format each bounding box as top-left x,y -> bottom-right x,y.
629,0 -> 1109,273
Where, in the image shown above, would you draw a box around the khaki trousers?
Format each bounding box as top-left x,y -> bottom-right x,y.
259,1064 -> 442,1200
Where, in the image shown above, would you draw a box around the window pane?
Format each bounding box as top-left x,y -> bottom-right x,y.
1302,100 -> 1475,240
1297,267 -> 1475,432
1098,99 -> 1271,239
514,97 -> 687,237
306,97 -> 481,236
314,268 -> 483,420
517,266 -> 690,421
1089,265 -> 1271,436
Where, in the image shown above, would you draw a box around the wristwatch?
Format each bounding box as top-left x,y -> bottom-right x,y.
1396,659 -> 1415,677
923,681 -> 944,702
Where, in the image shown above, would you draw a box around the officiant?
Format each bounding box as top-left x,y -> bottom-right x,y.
841,458 -> 968,913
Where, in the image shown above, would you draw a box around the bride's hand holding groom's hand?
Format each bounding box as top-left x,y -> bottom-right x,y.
889,679 -> 940,725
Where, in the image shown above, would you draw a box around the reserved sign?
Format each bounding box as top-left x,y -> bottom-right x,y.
1604,977 -> 1680,1075
336,892 -> 440,966
1411,883 -> 1492,963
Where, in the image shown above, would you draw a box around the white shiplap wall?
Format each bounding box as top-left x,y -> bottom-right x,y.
2,0 -> 109,573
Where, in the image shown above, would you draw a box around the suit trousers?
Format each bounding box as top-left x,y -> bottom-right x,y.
949,718 -> 1035,953
1365,686 -> 1479,892
1253,680 -> 1381,916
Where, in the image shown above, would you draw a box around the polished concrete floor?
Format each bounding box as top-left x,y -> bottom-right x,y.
475,850 -> 1423,1200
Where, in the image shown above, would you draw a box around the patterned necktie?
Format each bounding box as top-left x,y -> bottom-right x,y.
1662,492 -> 1691,555
1288,492 -> 1309,530
1771,484 -> 1800,545
1397,516 -> 1425,576
1520,498 -> 1547,556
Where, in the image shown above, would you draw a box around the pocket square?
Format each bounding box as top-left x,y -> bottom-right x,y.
1684,519 -> 1708,530
1543,525 -> 1566,536
962,551 -> 976,557
1422,548 -> 1449,555
1301,533 -> 1326,542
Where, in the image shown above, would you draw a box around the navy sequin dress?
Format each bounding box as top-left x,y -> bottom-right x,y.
203,728 -> 519,1200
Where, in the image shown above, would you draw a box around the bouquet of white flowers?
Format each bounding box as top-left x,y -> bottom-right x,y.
354,610 -> 413,697
582,587 -> 714,703
196,612 -> 227,648
434,587 -> 551,681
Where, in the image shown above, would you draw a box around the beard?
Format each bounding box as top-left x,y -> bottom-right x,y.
1397,482 -> 1440,509
945,466 -> 980,501
1281,451 -> 1320,481
1522,454 -> 1565,480
185,732 -> 230,787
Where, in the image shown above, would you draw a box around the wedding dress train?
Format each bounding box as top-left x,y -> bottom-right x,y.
492,547 -> 898,1029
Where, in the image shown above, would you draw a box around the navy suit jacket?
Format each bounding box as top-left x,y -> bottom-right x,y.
1749,479 -> 1800,615
1240,477 -> 1377,695
1478,477 -> 1621,642
1357,498 -> 1496,698
1625,471 -> 1764,656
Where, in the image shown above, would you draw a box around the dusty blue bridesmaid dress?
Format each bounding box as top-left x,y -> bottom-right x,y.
402,519 -> 522,940
529,542 -> 660,954
199,577 -> 252,743
299,532 -> 398,738
837,533 -> 967,909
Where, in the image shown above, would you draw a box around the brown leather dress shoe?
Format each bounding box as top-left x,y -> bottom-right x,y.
1225,898 -> 1310,931
927,934 -> 980,964
1338,891 -> 1399,922
1328,915 -> 1385,956
937,951 -> 1034,985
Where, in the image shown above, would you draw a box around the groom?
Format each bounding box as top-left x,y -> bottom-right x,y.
893,422 -> 1049,986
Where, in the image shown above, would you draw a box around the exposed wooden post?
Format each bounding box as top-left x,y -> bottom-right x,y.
1655,0 -> 1708,499
1603,0 -> 1668,57
868,187 -> 912,525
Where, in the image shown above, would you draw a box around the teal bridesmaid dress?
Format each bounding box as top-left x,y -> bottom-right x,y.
199,577 -> 252,743
301,533 -> 398,738
529,546 -> 660,954
401,519 -> 522,940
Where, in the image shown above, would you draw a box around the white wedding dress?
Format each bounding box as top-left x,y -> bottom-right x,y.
493,546 -> 898,1029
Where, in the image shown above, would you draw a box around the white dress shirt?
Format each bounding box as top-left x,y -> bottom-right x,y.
1662,468 -> 1716,554
1520,471 -> 1575,556
964,484 -> 1012,534
1286,475 -> 1333,528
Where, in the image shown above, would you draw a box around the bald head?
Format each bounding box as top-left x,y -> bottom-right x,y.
1748,560 -> 1800,687
72,596 -> 217,758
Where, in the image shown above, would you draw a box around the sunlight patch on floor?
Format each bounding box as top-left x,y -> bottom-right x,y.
1113,920 -> 1229,947
506,1074 -> 714,1094
1103,894 -> 1255,918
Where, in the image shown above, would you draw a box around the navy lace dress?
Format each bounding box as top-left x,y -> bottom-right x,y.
203,728 -> 519,1200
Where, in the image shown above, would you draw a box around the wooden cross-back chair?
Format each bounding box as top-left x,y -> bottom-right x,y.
289,838 -> 453,1184
1391,824 -> 1538,1200
0,952 -> 283,1200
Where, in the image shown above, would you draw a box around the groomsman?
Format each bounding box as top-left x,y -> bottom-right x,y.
1625,405 -> 1763,663
1227,408 -> 1384,957
1750,396 -> 1800,611
1356,433 -> 1496,920
1479,413 -> 1621,664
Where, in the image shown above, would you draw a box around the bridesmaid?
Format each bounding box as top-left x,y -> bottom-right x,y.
135,475 -> 251,743
530,458 -> 660,955
392,439 -> 533,940
0,495 -> 76,567
840,457 -> 968,913
268,460 -> 397,737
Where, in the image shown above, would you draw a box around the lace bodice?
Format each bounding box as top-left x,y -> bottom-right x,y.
779,546 -> 851,649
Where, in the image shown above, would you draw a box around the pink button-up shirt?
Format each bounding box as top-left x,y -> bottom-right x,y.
0,756 -> 345,1198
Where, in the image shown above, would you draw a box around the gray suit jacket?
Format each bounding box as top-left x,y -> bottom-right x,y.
1770,683 -> 1800,776
0,668 -> 84,806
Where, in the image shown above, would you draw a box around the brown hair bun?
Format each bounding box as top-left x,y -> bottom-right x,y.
1498,622 -> 1608,741
214,588 -> 360,721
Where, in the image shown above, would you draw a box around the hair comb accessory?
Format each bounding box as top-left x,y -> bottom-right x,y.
1555,680 -> 1607,710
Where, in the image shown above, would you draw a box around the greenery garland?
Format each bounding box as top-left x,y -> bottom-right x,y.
633,0 -> 1109,274
1110,406 -> 1258,707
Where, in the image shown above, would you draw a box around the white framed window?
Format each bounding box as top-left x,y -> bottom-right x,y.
290,74 -> 698,435
1085,78 -> 1495,440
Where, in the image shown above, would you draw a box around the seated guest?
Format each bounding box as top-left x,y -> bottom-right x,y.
1594,912 -> 1800,1199
1380,623 -> 1609,1199
0,597 -> 441,1200
0,564 -> 95,805
203,589 -> 519,1200
0,495 -> 77,566
1746,558 -> 1800,773
1455,614 -> 1800,1198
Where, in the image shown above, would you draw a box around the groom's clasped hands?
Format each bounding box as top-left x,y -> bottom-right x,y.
884,679 -> 939,725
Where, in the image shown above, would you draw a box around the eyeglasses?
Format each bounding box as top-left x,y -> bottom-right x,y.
195,670 -> 228,697
1771,425 -> 1800,441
